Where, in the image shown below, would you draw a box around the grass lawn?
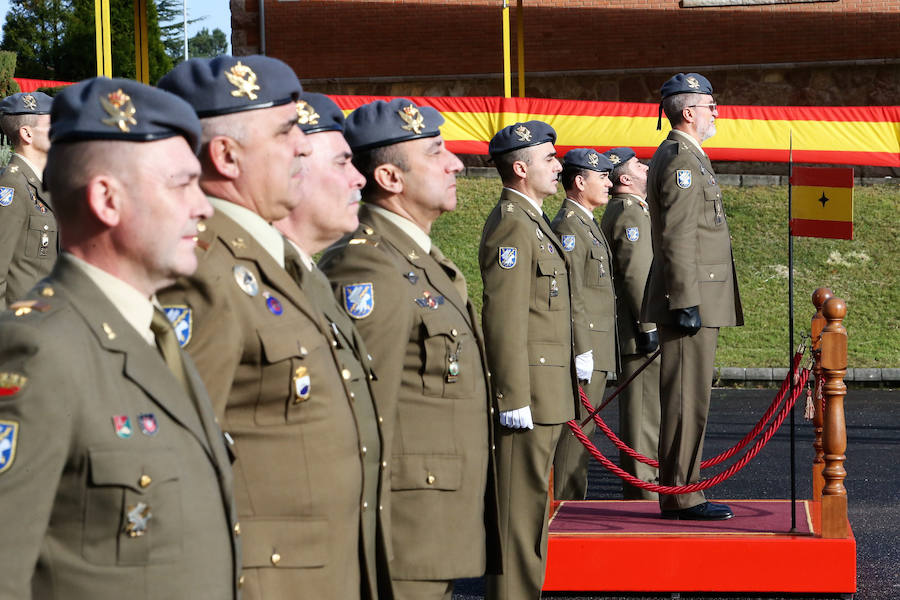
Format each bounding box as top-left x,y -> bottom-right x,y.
432,178 -> 900,368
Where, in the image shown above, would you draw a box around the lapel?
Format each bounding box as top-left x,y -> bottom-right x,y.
9,154 -> 53,213
52,257 -> 214,458
208,211 -> 330,335
669,130 -> 712,177
360,206 -> 474,331
499,188 -> 568,265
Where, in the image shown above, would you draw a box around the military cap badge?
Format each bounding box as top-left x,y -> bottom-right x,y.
686,76 -> 700,89
399,104 -> 425,134
0,420 -> 19,473
100,89 -> 138,133
514,125 -> 532,142
226,61 -> 261,101
22,95 -> 37,111
296,100 -> 320,126
587,153 -> 599,167
608,153 -> 621,165
0,373 -> 27,397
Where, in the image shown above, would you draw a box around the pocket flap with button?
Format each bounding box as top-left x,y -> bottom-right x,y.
259,320 -> 322,363
703,186 -> 720,201
88,448 -> 179,492
527,342 -> 567,367
28,214 -> 57,231
536,258 -> 560,277
391,454 -> 462,491
421,310 -> 459,338
698,263 -> 729,283
241,517 -> 329,568
589,245 -> 605,260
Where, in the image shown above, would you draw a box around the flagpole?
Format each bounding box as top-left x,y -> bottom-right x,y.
788,130 -> 797,532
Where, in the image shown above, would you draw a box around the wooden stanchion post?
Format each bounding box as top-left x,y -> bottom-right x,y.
810,287 -> 832,501
820,296 -> 849,539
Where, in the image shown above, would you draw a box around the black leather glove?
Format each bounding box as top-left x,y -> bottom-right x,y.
635,329 -> 659,354
671,306 -> 702,336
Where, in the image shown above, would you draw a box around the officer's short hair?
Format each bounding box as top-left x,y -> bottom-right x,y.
45,142 -> 125,224
561,164 -> 589,191
493,147 -> 532,186
353,144 -> 410,200
199,113 -> 247,147
0,113 -> 39,147
609,161 -> 630,187
663,93 -> 701,128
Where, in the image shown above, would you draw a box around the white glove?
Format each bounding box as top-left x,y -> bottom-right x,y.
499,406 -> 534,429
575,350 -> 594,383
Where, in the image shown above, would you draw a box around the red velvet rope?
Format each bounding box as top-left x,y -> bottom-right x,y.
567,367 -> 810,494
583,351 -> 805,469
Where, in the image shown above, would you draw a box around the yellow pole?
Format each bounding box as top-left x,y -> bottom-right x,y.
501,0 -> 511,98
516,0 -> 524,97
95,0 -> 112,77
134,0 -> 150,83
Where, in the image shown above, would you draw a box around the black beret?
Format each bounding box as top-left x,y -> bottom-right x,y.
158,55 -> 302,118
0,91 -> 53,115
657,72 -> 714,130
603,147 -> 636,167
296,92 -> 344,134
562,148 -> 614,173
49,77 -> 201,153
344,99 -> 443,152
488,120 -> 556,157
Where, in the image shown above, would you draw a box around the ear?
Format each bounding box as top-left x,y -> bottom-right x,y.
372,163 -> 404,196
512,159 -> 528,180
618,172 -> 631,186
18,125 -> 32,145
682,105 -> 696,125
574,173 -> 587,192
206,135 -> 242,179
85,174 -> 124,228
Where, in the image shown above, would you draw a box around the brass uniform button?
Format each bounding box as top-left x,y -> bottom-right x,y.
361,446 -> 367,456
139,474 -> 152,488
426,473 -> 436,485
271,553 -> 281,566
342,369 -> 351,380
589,322 -> 594,329
539,357 -> 546,364
233,522 -> 241,536
238,575 -> 245,588
450,328 -> 458,337
362,501 -> 368,511
381,461 -> 387,469
378,415 -> 384,424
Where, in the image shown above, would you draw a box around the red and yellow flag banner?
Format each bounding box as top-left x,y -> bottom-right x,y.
789,167 -> 854,240
331,95 -> 900,167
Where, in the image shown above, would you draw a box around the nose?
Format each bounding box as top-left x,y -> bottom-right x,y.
446,150 -> 464,174
349,163 -> 365,190
192,181 -> 214,220
552,158 -> 562,173
293,127 -> 312,157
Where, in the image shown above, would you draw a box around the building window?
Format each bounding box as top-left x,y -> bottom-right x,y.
682,0 -> 838,6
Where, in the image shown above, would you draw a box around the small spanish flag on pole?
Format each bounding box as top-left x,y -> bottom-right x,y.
789,167 -> 855,240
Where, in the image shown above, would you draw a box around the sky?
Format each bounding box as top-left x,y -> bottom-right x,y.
0,0 -> 233,55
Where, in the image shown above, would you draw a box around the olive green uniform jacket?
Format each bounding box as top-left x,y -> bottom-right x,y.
158,210 -> 370,600
0,155 -> 58,310
0,255 -> 240,599
319,204 -> 500,582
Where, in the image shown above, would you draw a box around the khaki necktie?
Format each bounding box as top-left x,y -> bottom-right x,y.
150,309 -> 190,394
430,245 -> 467,301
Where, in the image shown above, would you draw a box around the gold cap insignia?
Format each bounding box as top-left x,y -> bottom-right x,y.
0,371 -> 27,390
22,95 -> 37,111
514,125 -> 532,142
296,100 -> 320,126
686,76 -> 700,89
225,61 -> 260,101
100,89 -> 138,133
398,105 -> 425,134
609,153 -> 621,165
587,153 -> 599,167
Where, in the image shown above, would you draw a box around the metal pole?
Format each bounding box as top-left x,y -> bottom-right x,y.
183,0 -> 188,61
516,0 -> 524,97
788,130 -> 797,532
501,0 -> 511,98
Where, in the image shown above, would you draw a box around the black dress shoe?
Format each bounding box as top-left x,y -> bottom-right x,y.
661,501 -> 734,520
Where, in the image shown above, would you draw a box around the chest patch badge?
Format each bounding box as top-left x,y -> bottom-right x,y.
625,227 -> 640,242
676,169 -> 692,189
112,415 -> 133,439
344,282 -> 374,319
561,235 -> 575,252
499,247 -> 517,269
414,290 -> 445,309
0,421 -> 19,474
233,265 -> 259,296
293,366 -> 311,402
162,305 -> 192,347
0,186 -> 14,207
263,291 -> 283,316
138,413 -> 159,436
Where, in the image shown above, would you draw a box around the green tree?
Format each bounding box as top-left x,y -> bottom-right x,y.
157,0 -> 203,63
188,27 -> 227,59
0,51 -> 21,97
0,0 -> 68,79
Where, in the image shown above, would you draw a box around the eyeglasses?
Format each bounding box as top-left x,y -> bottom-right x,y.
688,103 -> 718,112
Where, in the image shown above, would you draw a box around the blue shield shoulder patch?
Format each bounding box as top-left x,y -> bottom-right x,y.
625,227 -> 640,242
0,420 -> 18,473
344,283 -> 374,319
162,305 -> 192,347
0,187 -> 14,207
676,169 -> 692,189
498,247 -> 517,269
561,235 -> 576,252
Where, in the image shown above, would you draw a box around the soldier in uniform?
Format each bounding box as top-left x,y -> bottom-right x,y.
156,56 -> 373,598
480,121 -> 582,599
274,91 -> 392,600
599,146 -> 660,501
319,98 -> 499,600
0,78 -> 240,598
550,148 -> 616,501
0,91 -> 57,309
642,73 -> 743,520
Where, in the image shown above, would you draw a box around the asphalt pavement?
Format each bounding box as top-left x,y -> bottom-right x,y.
452,388 -> 899,600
